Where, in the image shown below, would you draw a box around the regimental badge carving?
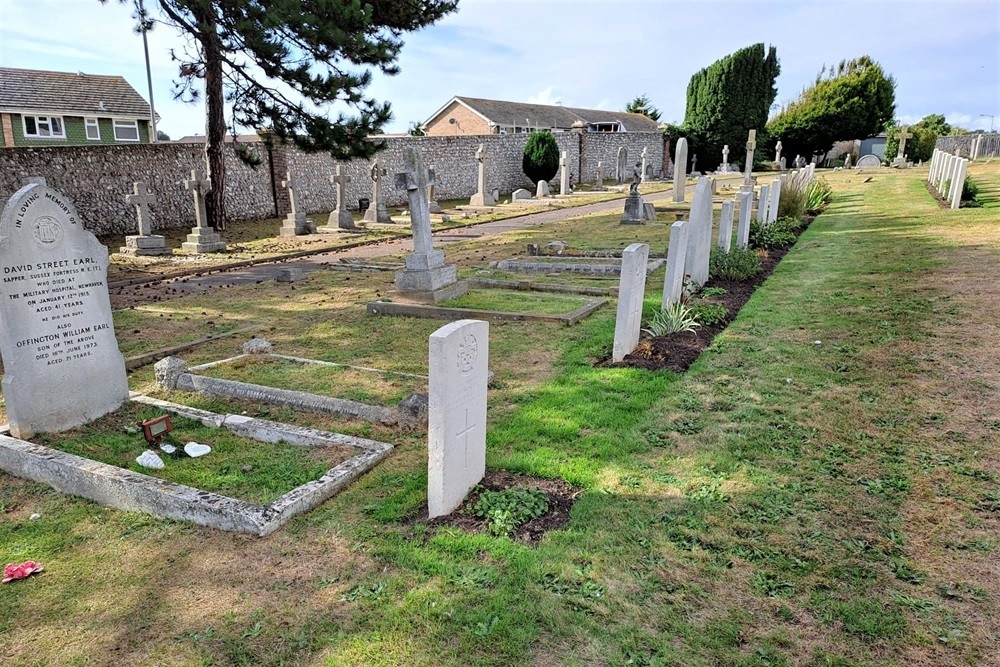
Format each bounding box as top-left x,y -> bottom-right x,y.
457,333 -> 478,374
32,215 -> 63,249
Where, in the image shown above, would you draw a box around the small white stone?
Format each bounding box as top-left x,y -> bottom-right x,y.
160,443 -> 176,454
786,378 -> 793,384
813,340 -> 822,345
137,449 -> 165,470
184,442 -> 212,458
29,513 -> 40,521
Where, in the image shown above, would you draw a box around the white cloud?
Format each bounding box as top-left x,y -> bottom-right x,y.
526,87 -> 564,106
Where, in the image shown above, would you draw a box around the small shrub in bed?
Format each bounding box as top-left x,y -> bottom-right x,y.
709,246 -> 763,281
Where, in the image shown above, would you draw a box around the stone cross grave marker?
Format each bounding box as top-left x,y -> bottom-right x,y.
897,126 -> 911,159
767,179 -> 782,223
662,220 -> 689,307
775,140 -> 783,164
684,177 -> 714,286
279,171 -> 312,236
718,199 -> 735,251
326,164 -> 357,230
180,169 -> 226,253
121,181 -> 170,256
0,183 -> 129,439
428,163 -> 443,214
594,161 -> 607,191
364,160 -> 392,223
469,143 -> 496,207
673,137 -> 688,202
736,190 -> 753,248
394,148 -> 465,303
427,319 -> 489,518
742,129 -> 757,190
690,154 -> 698,173
756,183 -> 770,223
612,243 -> 649,362
720,144 -> 730,172
559,151 -> 570,194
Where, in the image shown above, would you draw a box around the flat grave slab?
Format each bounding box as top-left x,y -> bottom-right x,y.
367,295 -> 606,326
489,256 -> 665,276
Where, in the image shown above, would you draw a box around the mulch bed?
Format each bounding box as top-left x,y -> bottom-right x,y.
600,213 -> 817,374
424,469 -> 580,546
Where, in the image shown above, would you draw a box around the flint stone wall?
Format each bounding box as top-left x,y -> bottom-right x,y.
1,132 -> 665,235
935,133 -> 1000,158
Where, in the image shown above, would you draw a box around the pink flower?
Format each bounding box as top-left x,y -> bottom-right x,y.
2,561 -> 43,583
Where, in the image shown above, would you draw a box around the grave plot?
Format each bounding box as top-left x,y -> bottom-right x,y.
488,254 -> 666,276
154,339 -> 429,426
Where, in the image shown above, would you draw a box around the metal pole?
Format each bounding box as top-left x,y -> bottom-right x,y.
139,0 -> 158,143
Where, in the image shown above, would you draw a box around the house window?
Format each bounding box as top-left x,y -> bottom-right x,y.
113,119 -> 140,142
85,118 -> 101,141
22,115 -> 65,139
498,126 -> 507,135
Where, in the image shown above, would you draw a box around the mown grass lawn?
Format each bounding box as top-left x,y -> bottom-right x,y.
1,165 -> 997,666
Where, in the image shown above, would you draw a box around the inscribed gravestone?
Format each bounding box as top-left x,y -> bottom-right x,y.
756,183 -> 770,223
616,147 -> 628,183
662,220 -> 689,307
717,199 -> 735,251
736,191 -> 753,248
427,319 -> 489,518
0,184 -> 129,439
684,177 -> 713,286
767,179 -> 781,224
673,138 -> 688,202
612,243 -> 649,362
559,151 -> 570,195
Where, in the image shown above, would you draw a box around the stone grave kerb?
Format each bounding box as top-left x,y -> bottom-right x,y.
0,183 -> 129,439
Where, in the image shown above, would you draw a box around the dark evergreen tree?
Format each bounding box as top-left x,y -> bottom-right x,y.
624,94 -> 661,122
682,43 -> 780,172
104,0 -> 457,230
767,56 -> 896,161
522,131 -> 560,184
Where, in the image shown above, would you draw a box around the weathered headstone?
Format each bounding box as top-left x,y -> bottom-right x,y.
673,138 -> 688,202
0,183 -> 129,439
364,160 -> 393,223
690,154 -> 698,174
428,163 -> 443,214
323,165 -> 357,230
180,169 -> 226,253
756,183 -> 770,223
279,171 -> 315,236
594,161 -> 607,191
742,129 -> 757,191
779,156 -> 787,170
394,148 -> 467,303
640,147 -> 648,183
427,318 -> 488,518
684,177 -> 713,286
621,162 -> 645,225
536,180 -> 551,198
774,140 -> 783,165
843,153 -> 852,169
612,243 -> 649,362
616,146 -> 628,183
767,179 -> 781,224
662,220 -> 689,307
559,151 -> 570,195
892,125 -> 912,167
717,199 -> 735,251
469,144 -> 496,207
511,188 -> 533,200
718,144 -> 731,173
120,181 -> 170,256
736,191 -> 753,248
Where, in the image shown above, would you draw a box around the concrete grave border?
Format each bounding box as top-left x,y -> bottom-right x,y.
0,394 -> 392,536
489,256 -> 666,277
159,351 -> 428,426
367,296 -> 606,326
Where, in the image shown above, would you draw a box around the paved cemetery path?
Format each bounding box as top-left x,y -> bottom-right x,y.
110,187 -> 690,308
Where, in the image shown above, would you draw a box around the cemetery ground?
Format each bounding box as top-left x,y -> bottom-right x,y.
1,164 -> 999,666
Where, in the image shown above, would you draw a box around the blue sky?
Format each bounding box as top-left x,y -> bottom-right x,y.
1,0 -> 997,138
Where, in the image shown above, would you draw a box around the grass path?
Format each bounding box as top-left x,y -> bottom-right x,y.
1,166 -> 997,666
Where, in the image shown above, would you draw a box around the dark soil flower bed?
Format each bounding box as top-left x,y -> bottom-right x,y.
424,470 -> 580,545
601,214 -> 817,373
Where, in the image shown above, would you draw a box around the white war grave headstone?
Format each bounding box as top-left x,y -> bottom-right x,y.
0,183 -> 129,439
662,220 -> 689,307
322,165 -> 357,231
394,148 -> 467,303
427,319 -> 489,518
363,160 -> 393,223
767,178 -> 781,224
673,137 -> 688,202
736,190 -> 753,248
180,169 -> 226,253
559,151 -> 571,195
717,199 -> 735,251
612,242 -> 649,362
756,183 -> 771,223
469,143 -> 496,207
684,177 -> 714,286
120,181 -> 171,256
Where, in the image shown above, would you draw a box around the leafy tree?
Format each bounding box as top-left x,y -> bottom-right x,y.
408,122 -> 426,137
522,131 -> 560,184
103,0 -> 457,230
767,56 -> 895,160
885,115 -> 945,164
155,129 -> 171,141
682,43 -> 780,172
625,94 -> 661,122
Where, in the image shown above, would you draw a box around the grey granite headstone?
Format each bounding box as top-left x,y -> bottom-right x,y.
612,243 -> 649,362
427,319 -> 488,518
394,148 -> 467,303
856,154 -> 881,168
616,146 -> 628,183
0,183 -> 129,439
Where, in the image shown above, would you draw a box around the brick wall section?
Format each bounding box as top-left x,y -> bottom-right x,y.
1,114 -> 13,148
0,132 -> 665,235
422,101 -> 491,136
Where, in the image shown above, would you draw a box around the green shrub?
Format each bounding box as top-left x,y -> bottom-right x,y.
961,177 -> 982,208
749,218 -> 797,250
805,179 -> 833,213
643,302 -> 700,336
777,183 -> 806,220
709,246 -> 763,280
700,287 -> 728,298
522,131 -> 560,185
468,487 -> 549,537
689,303 -> 730,326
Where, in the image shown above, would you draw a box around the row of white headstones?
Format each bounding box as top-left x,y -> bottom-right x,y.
612,165 -> 816,363
927,149 -> 970,210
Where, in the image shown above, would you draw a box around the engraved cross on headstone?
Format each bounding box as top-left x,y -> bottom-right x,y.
456,407 -> 476,473
722,145 -> 729,163
329,165 -> 350,212
184,169 -> 212,229
395,148 -> 436,256
280,171 -> 300,216
775,140 -> 783,162
126,181 -> 156,236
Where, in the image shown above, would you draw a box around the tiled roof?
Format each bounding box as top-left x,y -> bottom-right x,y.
449,96 -> 661,132
0,67 -> 151,117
